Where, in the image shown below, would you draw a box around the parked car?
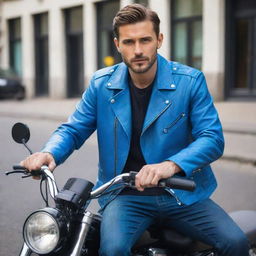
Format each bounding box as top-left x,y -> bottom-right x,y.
0,68 -> 25,100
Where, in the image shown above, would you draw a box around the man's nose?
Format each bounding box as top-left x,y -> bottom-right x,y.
134,42 -> 143,56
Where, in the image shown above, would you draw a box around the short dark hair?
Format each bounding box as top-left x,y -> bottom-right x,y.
113,4 -> 160,39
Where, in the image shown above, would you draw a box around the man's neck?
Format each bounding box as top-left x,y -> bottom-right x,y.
129,61 -> 157,89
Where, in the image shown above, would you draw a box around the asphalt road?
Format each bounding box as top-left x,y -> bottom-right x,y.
0,116 -> 255,255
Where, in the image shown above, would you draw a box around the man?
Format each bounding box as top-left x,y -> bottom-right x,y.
21,4 -> 249,256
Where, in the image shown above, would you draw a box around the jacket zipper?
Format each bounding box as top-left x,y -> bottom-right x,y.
141,102 -> 172,136
164,113 -> 186,132
114,117 -> 118,177
192,168 -> 202,175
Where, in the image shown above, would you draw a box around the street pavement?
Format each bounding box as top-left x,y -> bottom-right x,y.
0,98 -> 255,164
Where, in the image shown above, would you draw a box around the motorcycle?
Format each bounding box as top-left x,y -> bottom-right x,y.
5,122 -> 256,256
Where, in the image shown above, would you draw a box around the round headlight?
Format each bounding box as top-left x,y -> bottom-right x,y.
23,210 -> 60,254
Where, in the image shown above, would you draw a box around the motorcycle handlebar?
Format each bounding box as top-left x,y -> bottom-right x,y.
159,177 -> 195,192
7,167 -> 195,199
124,171 -> 196,192
91,172 -> 196,198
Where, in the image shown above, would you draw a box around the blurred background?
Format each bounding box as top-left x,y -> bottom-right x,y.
0,0 -> 255,101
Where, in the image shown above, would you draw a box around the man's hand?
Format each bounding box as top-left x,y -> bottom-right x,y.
20,152 -> 56,176
135,161 -> 181,191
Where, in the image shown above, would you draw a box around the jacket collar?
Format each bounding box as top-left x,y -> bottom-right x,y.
105,62 -> 128,90
154,54 -> 176,90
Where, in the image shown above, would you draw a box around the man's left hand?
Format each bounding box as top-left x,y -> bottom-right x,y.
135,161 -> 181,191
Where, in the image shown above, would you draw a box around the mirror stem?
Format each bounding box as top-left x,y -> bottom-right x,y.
21,139 -> 33,155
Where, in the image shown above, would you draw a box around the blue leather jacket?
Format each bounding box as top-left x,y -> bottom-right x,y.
42,54 -> 224,209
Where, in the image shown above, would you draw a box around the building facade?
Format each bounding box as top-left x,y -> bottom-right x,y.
0,0 -> 255,100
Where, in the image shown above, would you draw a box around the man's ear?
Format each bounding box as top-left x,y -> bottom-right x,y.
114,37 -> 121,53
157,33 -> 163,49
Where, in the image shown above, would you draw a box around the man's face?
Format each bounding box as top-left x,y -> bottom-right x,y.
114,20 -> 163,74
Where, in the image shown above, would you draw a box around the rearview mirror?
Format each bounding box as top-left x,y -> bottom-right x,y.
12,122 -> 30,144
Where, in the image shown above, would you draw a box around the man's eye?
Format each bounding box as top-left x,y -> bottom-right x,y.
123,40 -> 133,45
141,38 -> 151,43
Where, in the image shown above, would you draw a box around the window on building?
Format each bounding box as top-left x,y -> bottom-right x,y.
34,13 -> 49,96
96,0 -> 121,69
9,18 -> 22,76
171,0 -> 203,69
65,6 -> 84,97
134,0 -> 148,6
226,0 -> 256,98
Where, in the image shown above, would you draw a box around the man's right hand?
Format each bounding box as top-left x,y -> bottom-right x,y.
20,152 -> 56,173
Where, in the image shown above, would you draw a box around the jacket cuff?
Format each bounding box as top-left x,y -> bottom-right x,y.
166,156 -> 195,177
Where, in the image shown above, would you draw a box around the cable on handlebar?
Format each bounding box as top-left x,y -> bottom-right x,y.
92,179 -> 117,199
39,172 -> 52,207
40,178 -> 49,207
39,171 -> 58,207
6,165 -> 57,207
90,177 -> 128,199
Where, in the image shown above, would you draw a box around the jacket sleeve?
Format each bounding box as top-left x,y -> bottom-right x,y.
167,72 -> 224,177
41,76 -> 97,165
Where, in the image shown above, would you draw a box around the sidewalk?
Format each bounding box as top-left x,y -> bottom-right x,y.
0,98 -> 78,121
0,98 -> 256,164
215,102 -> 256,164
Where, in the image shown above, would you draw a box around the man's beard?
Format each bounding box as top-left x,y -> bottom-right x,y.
122,51 -> 157,74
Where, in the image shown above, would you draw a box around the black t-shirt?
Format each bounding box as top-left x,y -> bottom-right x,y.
121,77 -> 167,196
122,77 -> 153,173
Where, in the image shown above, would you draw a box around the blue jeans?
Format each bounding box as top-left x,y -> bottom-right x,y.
99,194 -> 249,256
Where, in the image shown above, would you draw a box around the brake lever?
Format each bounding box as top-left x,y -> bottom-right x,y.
5,170 -> 33,178
5,169 -> 42,178
5,170 -> 28,175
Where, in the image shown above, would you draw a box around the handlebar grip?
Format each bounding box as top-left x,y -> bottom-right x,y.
159,177 -> 196,192
12,165 -> 41,176
13,165 -> 26,170
123,172 -> 195,192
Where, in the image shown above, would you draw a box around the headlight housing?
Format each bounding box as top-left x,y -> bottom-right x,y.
23,208 -> 66,254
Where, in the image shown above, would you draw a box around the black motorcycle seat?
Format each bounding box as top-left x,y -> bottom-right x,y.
133,227 -> 212,253
160,229 -> 212,253
155,210 -> 256,252
229,210 -> 256,244
134,210 -> 256,253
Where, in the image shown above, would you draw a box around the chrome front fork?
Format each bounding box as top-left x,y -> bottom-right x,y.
19,243 -> 32,256
70,211 -> 94,256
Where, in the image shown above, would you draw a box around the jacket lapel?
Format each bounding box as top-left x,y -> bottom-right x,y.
142,55 -> 176,134
107,64 -> 132,140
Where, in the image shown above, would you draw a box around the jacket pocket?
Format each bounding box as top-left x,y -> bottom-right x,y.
163,113 -> 186,134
